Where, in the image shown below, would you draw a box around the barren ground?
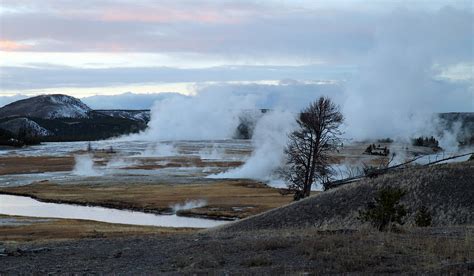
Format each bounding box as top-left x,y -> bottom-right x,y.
0,225 -> 472,274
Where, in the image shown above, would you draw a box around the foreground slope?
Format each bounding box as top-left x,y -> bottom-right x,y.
218,161 -> 474,232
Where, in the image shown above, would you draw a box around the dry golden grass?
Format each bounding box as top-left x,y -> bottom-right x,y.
0,180 -> 293,219
0,156 -> 74,175
296,227 -> 473,272
0,215 -> 196,242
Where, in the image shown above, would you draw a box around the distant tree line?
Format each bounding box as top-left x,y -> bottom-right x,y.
364,144 -> 390,156
412,136 -> 440,149
0,127 -> 40,147
377,137 -> 393,143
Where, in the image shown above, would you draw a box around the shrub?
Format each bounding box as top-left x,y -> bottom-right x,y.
358,187 -> 407,231
364,144 -> 390,156
415,206 -> 432,227
365,144 -> 373,154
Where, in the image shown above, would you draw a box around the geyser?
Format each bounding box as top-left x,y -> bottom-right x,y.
72,154 -> 102,176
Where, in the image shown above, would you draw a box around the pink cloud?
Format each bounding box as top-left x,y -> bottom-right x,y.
99,7 -> 244,24
0,40 -> 31,51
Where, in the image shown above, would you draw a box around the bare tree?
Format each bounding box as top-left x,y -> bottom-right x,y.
282,97 -> 343,200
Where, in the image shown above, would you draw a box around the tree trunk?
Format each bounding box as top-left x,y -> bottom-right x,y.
303,135 -> 314,195
305,133 -> 321,198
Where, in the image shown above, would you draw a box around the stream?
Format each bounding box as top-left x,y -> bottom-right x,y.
0,194 -> 228,228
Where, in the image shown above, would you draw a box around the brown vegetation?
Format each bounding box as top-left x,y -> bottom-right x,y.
0,215 -> 195,242
0,156 -> 74,175
295,227 -> 473,273
127,156 -> 244,170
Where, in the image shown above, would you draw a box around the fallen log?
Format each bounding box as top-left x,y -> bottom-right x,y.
324,152 -> 473,190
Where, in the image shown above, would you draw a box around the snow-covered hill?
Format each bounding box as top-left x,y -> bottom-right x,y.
0,94 -> 149,141
0,94 -> 92,119
94,110 -> 151,123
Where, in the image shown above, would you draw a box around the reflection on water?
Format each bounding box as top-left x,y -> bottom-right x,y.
0,194 -> 227,228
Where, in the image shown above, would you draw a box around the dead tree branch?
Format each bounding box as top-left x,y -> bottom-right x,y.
324,152 -> 473,190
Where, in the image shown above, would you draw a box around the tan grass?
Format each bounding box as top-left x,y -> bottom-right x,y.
0,156 -> 74,175
0,180 -> 293,219
0,215 -> 195,242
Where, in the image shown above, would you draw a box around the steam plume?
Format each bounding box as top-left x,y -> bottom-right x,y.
72,154 -> 102,176
342,8 -> 473,147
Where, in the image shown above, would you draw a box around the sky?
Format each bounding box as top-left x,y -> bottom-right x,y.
0,0 -> 472,110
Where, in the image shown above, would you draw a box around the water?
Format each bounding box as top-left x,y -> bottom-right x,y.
0,194 -> 228,228
0,140 -> 252,158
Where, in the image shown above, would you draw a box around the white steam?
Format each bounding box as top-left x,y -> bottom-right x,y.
124,87 -> 319,182
105,158 -> 138,169
124,83 -> 338,143
210,111 -> 296,182
436,120 -> 464,152
199,145 -> 222,160
72,154 -> 102,176
170,199 -> 207,213
342,8 -> 472,148
139,143 -> 178,157
135,90 -> 260,141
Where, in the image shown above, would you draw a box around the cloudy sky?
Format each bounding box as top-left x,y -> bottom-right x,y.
0,0 -> 472,110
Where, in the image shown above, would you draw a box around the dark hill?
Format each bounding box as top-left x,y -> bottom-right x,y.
0,95 -> 148,142
217,161 -> 474,232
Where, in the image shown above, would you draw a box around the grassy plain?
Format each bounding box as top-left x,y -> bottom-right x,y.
0,180 -> 293,220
